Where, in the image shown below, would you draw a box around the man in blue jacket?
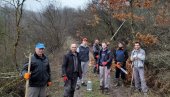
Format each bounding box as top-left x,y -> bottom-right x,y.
113,42 -> 128,87
21,43 -> 51,97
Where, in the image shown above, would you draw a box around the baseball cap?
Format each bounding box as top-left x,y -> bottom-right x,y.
35,43 -> 45,49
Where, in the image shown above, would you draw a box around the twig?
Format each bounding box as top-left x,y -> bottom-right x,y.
0,76 -> 19,79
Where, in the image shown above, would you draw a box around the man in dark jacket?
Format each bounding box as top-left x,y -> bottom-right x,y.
113,42 -> 128,87
62,43 -> 82,97
21,43 -> 51,97
97,42 -> 113,94
93,39 -> 101,73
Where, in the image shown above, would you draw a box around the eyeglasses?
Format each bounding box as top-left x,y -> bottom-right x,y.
39,48 -> 45,50
72,47 -> 77,48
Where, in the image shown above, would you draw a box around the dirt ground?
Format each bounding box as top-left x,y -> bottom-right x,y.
47,53 -> 163,97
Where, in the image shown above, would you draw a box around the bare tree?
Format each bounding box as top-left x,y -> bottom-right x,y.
3,0 -> 26,71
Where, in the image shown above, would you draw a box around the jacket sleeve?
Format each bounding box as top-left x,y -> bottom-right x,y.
93,44 -> 97,53
97,50 -> 101,64
130,51 -> 134,61
137,50 -> 145,61
106,51 -> 113,63
62,55 -> 68,77
124,50 -> 129,61
47,63 -> 51,82
112,49 -> 117,64
20,62 -> 28,78
77,47 -> 80,53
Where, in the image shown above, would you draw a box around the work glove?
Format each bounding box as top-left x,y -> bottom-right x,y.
115,64 -> 121,69
102,62 -> 108,66
96,55 -> 99,59
47,82 -> 52,86
63,76 -> 68,82
24,73 -> 31,80
96,64 -> 99,70
117,62 -> 124,66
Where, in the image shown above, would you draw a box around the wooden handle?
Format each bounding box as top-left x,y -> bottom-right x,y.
25,53 -> 32,97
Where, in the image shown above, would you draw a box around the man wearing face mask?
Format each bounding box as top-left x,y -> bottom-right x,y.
21,43 -> 52,97
130,42 -> 148,96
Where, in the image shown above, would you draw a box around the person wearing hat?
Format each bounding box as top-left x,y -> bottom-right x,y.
21,43 -> 52,97
76,38 -> 90,88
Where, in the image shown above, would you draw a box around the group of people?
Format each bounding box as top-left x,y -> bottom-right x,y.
93,39 -> 148,95
20,38 -> 148,97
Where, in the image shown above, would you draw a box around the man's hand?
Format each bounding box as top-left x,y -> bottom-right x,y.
96,55 -> 99,59
24,73 -> 31,80
117,62 -> 123,66
47,82 -> 52,86
63,76 -> 68,82
102,62 -> 108,66
96,64 -> 99,69
132,57 -> 139,61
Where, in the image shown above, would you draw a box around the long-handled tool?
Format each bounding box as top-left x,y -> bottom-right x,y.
25,53 -> 32,97
115,63 -> 128,74
130,67 -> 134,95
110,20 -> 126,41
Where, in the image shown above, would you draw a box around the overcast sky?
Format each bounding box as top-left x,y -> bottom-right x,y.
24,0 -> 90,12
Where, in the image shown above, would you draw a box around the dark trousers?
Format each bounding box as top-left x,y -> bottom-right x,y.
93,53 -> 99,73
115,62 -> 126,80
64,75 -> 78,97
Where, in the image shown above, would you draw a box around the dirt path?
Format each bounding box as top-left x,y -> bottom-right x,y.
74,54 -> 131,97
48,53 -> 160,97
74,54 -> 159,97
74,66 -> 132,97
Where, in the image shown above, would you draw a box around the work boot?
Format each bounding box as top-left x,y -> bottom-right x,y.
120,79 -> 126,87
144,93 -> 148,97
134,88 -> 141,93
98,86 -> 103,90
81,82 -> 87,86
76,85 -> 80,90
105,88 -> 110,95
114,79 -> 120,87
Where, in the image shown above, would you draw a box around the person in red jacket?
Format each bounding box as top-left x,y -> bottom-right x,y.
62,43 -> 82,97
